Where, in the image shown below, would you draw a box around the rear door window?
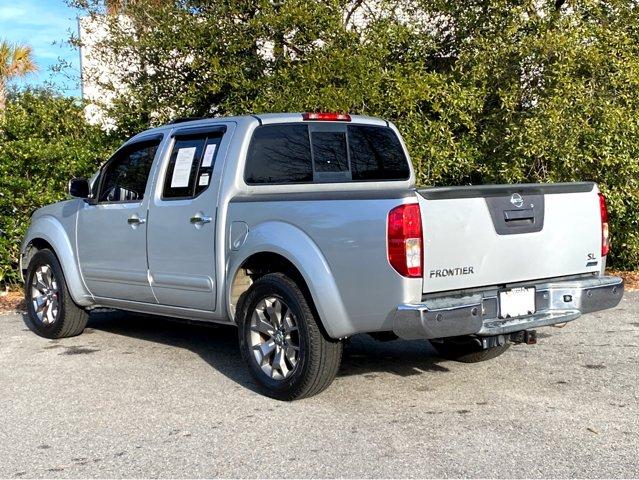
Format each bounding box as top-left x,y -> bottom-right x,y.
162,133 -> 222,199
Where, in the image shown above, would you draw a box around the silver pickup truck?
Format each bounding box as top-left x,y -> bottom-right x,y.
20,112 -> 624,400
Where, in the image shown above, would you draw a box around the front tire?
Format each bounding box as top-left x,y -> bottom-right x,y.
24,249 -> 88,339
238,273 -> 342,400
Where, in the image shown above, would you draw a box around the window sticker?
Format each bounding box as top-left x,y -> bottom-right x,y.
171,147 -> 196,188
202,144 -> 217,167
198,173 -> 210,186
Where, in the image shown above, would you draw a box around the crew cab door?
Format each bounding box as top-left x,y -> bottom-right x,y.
146,124 -> 232,311
77,135 -> 164,303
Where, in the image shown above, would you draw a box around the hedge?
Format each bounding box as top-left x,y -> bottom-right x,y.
0,89 -> 118,285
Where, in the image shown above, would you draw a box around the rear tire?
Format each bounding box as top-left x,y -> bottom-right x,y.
238,273 -> 342,400
24,249 -> 88,339
431,336 -> 510,363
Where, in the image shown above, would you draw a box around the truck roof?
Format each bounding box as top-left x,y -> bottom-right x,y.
128,113 -> 389,143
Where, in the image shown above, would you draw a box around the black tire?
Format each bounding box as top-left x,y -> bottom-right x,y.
431,336 -> 510,363
24,249 -> 88,339
238,273 -> 342,400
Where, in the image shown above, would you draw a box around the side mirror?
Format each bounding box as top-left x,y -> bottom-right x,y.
68,178 -> 90,198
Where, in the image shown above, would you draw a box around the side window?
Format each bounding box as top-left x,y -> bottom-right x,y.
245,124 -> 313,184
347,125 -> 410,181
98,140 -> 160,203
162,133 -> 222,199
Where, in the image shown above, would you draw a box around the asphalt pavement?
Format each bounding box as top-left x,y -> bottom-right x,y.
0,293 -> 637,478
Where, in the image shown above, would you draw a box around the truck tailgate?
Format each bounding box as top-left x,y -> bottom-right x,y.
417,183 -> 602,294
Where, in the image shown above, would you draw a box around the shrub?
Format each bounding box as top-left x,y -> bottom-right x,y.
0,89 -> 119,285
74,0 -> 639,270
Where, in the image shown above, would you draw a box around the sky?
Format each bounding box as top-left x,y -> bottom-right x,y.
0,0 -> 83,97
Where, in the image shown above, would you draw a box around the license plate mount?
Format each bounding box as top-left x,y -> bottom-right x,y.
498,287 -> 536,319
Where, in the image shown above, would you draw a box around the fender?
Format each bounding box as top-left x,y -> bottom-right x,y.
21,214 -> 93,307
227,221 -> 353,339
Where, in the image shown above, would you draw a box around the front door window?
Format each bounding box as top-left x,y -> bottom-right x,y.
98,141 -> 159,203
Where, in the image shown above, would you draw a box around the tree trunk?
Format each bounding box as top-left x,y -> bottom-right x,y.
0,81 -> 6,114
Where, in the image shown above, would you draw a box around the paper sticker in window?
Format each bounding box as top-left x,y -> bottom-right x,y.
202,144 -> 217,167
198,173 -> 210,186
171,147 -> 196,188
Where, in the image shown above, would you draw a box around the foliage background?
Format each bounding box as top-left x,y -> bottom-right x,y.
0,89 -> 116,284
76,0 -> 639,270
1,0 -> 638,285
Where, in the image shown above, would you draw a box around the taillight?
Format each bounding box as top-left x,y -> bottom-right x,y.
599,193 -> 610,256
302,112 -> 351,121
387,204 -> 423,277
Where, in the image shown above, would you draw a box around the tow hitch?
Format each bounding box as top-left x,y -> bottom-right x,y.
509,330 -> 537,345
478,330 -> 537,349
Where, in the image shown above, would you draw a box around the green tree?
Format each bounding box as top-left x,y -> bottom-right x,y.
0,40 -> 37,112
0,89 -> 118,285
72,0 -> 639,269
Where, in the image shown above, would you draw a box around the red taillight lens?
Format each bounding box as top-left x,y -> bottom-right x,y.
387,204 -> 423,277
599,193 -> 610,257
302,112 -> 351,121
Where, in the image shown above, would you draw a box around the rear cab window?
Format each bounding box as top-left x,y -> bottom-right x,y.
244,124 -> 312,184
244,122 -> 410,185
348,125 -> 409,181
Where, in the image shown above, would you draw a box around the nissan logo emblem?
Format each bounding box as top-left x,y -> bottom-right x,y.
510,193 -> 524,208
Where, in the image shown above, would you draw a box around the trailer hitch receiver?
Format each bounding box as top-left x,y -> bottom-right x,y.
509,330 -> 537,345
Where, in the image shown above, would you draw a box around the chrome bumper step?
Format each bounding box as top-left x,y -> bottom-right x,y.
393,276 -> 624,340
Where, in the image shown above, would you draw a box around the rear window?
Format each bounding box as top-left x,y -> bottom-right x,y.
311,131 -> 349,173
244,123 -> 410,185
244,124 -> 313,184
348,125 -> 411,181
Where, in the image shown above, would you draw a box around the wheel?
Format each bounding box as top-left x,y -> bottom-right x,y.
238,273 -> 342,400
24,249 -> 88,339
431,336 -> 510,363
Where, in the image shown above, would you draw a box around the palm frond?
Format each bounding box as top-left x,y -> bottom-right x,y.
0,40 -> 12,77
10,44 -> 37,77
0,39 -> 37,81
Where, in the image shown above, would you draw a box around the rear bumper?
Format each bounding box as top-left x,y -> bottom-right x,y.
393,275 -> 624,340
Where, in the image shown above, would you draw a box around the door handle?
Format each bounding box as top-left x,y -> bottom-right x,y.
127,215 -> 146,225
504,209 -> 534,223
190,213 -> 212,225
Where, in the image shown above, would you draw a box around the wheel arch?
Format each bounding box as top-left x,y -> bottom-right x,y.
22,237 -> 55,273
229,251 -> 309,314
226,221 -> 354,339
21,215 -> 92,307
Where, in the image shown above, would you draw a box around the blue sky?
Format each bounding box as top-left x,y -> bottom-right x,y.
0,0 -> 82,96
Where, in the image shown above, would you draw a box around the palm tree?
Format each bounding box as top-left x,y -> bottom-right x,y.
0,40 -> 37,112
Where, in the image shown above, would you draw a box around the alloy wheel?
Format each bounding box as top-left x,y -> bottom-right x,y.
249,296 -> 300,380
30,264 -> 59,325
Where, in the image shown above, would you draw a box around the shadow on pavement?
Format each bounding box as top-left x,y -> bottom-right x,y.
340,335 -> 449,377
83,310 -> 448,393
86,310 -> 259,391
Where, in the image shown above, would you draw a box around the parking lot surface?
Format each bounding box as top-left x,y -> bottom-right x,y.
0,292 -> 637,478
